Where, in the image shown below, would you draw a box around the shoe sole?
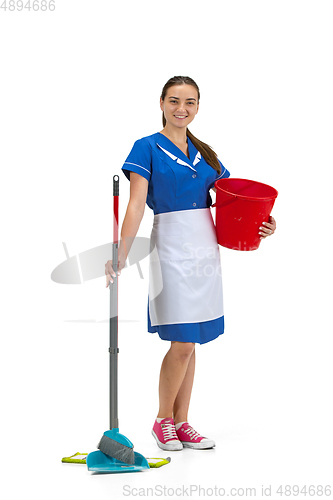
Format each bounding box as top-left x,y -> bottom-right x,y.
181,441 -> 216,450
151,430 -> 183,451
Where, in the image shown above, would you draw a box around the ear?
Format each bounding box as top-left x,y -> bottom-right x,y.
195,102 -> 199,115
160,97 -> 164,112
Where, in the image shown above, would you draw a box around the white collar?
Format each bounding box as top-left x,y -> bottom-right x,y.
156,143 -> 199,172
193,151 -> 201,167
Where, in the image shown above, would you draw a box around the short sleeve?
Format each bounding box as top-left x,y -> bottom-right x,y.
215,159 -> 230,181
121,138 -> 152,182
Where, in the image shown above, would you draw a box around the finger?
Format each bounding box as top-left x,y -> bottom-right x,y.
105,261 -> 116,274
262,221 -> 274,230
259,228 -> 274,238
267,217 -> 276,230
259,231 -> 273,239
262,224 -> 275,234
105,275 -> 115,285
105,267 -> 116,278
259,225 -> 273,235
105,274 -> 114,287
263,219 -> 276,230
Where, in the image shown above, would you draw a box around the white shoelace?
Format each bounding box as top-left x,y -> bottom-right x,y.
184,426 -> 202,440
162,422 -> 179,441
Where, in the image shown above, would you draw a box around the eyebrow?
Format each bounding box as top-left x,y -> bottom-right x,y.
168,96 -> 197,101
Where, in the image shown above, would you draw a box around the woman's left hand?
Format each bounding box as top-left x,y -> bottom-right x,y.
259,216 -> 276,239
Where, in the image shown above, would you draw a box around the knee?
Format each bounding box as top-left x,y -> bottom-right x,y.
170,341 -> 195,361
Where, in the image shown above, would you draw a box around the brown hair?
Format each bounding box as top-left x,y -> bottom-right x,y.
161,76 -> 221,175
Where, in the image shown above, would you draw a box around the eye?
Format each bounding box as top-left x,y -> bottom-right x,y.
170,100 -> 177,104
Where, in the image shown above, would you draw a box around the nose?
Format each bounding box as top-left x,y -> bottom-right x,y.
177,103 -> 187,113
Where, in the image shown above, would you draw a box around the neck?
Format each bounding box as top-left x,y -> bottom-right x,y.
160,124 -> 187,144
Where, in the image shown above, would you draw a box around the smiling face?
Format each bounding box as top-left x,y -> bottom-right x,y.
160,84 -> 199,130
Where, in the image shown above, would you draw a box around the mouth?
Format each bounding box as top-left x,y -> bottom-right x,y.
174,115 -> 188,120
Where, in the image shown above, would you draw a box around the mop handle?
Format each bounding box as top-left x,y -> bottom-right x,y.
110,175 -> 119,430
113,175 -> 119,243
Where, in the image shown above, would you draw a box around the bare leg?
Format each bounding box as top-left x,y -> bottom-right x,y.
173,348 -> 195,424
157,341 -> 195,419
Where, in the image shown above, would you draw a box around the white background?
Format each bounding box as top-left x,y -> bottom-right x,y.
1,0 -> 332,498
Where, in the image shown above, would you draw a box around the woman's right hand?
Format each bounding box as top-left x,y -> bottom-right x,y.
105,260 -> 116,287
105,256 -> 126,287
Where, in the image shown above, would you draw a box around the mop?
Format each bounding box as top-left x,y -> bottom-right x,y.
86,175 -> 149,473
62,453 -> 171,468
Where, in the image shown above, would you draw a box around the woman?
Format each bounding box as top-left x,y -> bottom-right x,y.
105,76 -> 276,452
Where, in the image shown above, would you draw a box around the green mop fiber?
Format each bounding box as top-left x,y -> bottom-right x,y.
62,453 -> 171,468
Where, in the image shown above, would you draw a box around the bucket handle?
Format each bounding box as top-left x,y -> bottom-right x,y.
212,182 -> 261,209
211,196 -> 237,210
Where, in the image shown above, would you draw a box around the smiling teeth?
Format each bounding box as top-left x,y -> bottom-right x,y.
175,116 -> 187,118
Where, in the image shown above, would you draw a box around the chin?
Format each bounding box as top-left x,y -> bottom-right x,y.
173,119 -> 191,128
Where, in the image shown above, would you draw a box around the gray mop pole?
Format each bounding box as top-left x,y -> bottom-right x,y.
110,175 -> 119,430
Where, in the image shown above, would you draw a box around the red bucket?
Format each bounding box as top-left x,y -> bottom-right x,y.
213,178 -> 278,251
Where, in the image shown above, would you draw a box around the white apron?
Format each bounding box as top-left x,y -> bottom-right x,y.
148,208 -> 224,326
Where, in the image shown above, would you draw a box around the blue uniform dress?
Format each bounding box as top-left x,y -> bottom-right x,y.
121,132 -> 230,344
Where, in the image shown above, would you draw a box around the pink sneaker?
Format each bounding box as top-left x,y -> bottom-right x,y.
176,422 -> 215,449
152,418 -> 183,451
